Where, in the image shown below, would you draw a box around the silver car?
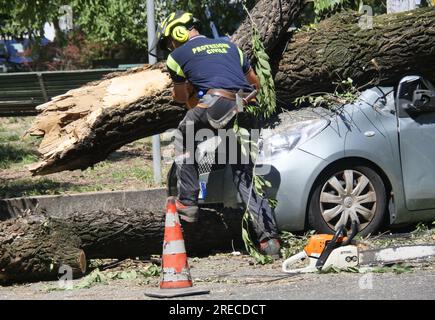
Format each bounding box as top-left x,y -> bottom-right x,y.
167,76 -> 435,236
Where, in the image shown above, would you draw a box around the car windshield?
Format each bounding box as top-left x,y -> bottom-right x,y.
358,86 -> 395,112
359,87 -> 385,104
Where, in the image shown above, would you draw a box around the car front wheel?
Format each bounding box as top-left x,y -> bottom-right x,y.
308,163 -> 387,236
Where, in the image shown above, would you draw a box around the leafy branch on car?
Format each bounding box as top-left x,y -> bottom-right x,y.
293,78 -> 359,110
232,5 -> 279,264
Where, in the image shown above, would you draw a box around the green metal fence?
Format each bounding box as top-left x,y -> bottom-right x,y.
0,68 -> 127,116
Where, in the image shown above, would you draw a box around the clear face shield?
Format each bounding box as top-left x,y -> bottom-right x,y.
149,28 -> 169,58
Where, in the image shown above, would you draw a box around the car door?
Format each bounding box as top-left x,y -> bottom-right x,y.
397,76 -> 435,210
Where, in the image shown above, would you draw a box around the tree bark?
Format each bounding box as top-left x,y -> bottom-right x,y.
0,207 -> 243,283
28,7 -> 435,176
275,8 -> 435,103
231,0 -> 305,60
26,0 -> 304,176
27,64 -> 182,175
0,215 -> 86,283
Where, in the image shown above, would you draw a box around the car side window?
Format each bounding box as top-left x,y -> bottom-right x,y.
397,78 -> 435,118
397,78 -> 429,116
398,79 -> 428,103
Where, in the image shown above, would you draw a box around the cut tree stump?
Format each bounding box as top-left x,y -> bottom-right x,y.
0,215 -> 86,283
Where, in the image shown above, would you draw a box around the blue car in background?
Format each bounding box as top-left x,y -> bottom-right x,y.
0,39 -> 31,72
0,38 -> 49,72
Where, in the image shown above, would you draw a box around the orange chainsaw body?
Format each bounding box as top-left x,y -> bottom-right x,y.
304,234 -> 347,257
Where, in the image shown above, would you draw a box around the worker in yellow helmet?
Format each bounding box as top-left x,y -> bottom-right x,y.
156,11 -> 281,258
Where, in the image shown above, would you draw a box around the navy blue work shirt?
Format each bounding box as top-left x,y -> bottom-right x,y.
166,35 -> 253,93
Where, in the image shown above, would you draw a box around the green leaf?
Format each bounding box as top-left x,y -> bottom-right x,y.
257,51 -> 269,61
258,58 -> 271,72
250,143 -> 259,161
256,70 -> 266,84
240,144 -> 248,157
233,121 -> 239,134
238,127 -> 250,138
268,198 -> 278,209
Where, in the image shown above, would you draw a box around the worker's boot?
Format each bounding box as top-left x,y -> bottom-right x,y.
259,238 -> 281,259
176,199 -> 199,223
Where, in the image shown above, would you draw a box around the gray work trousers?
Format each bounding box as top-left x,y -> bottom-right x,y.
176,96 -> 279,242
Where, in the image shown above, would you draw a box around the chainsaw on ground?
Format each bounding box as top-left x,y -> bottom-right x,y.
282,221 -> 435,274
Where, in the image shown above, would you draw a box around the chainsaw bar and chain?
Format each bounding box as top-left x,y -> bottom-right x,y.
282,222 -> 435,273
358,244 -> 435,266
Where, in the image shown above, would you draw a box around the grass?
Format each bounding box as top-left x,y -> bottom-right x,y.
0,143 -> 38,169
0,178 -> 103,199
111,163 -> 154,184
0,117 -> 40,169
0,117 -> 171,198
0,157 -> 171,199
0,133 -> 20,142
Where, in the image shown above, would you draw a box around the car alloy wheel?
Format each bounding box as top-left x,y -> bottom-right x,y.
319,169 -> 377,231
309,162 -> 387,236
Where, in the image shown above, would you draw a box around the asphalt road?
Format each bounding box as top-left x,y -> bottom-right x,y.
1,255 -> 434,300
186,270 -> 435,300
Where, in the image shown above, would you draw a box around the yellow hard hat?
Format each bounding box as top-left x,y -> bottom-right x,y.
154,11 -> 200,51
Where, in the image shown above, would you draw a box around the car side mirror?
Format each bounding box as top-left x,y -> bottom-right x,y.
412,89 -> 435,112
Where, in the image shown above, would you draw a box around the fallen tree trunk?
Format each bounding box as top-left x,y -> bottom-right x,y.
0,207 -> 243,283
27,65 -> 181,175
0,215 -> 86,283
231,0 -> 304,59
26,0 -> 303,176
275,8 -> 435,102
27,7 -> 435,176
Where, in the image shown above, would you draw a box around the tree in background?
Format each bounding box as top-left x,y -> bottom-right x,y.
4,0 -> 429,70
0,0 -> 256,70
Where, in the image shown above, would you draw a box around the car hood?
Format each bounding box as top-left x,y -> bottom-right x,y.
262,107 -> 334,139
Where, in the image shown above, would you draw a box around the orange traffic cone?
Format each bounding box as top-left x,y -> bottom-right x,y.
160,196 -> 192,289
144,197 -> 209,298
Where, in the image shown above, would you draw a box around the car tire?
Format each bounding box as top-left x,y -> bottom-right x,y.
308,162 -> 387,237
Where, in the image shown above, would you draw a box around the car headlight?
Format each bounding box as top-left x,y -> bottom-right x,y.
260,119 -> 329,156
